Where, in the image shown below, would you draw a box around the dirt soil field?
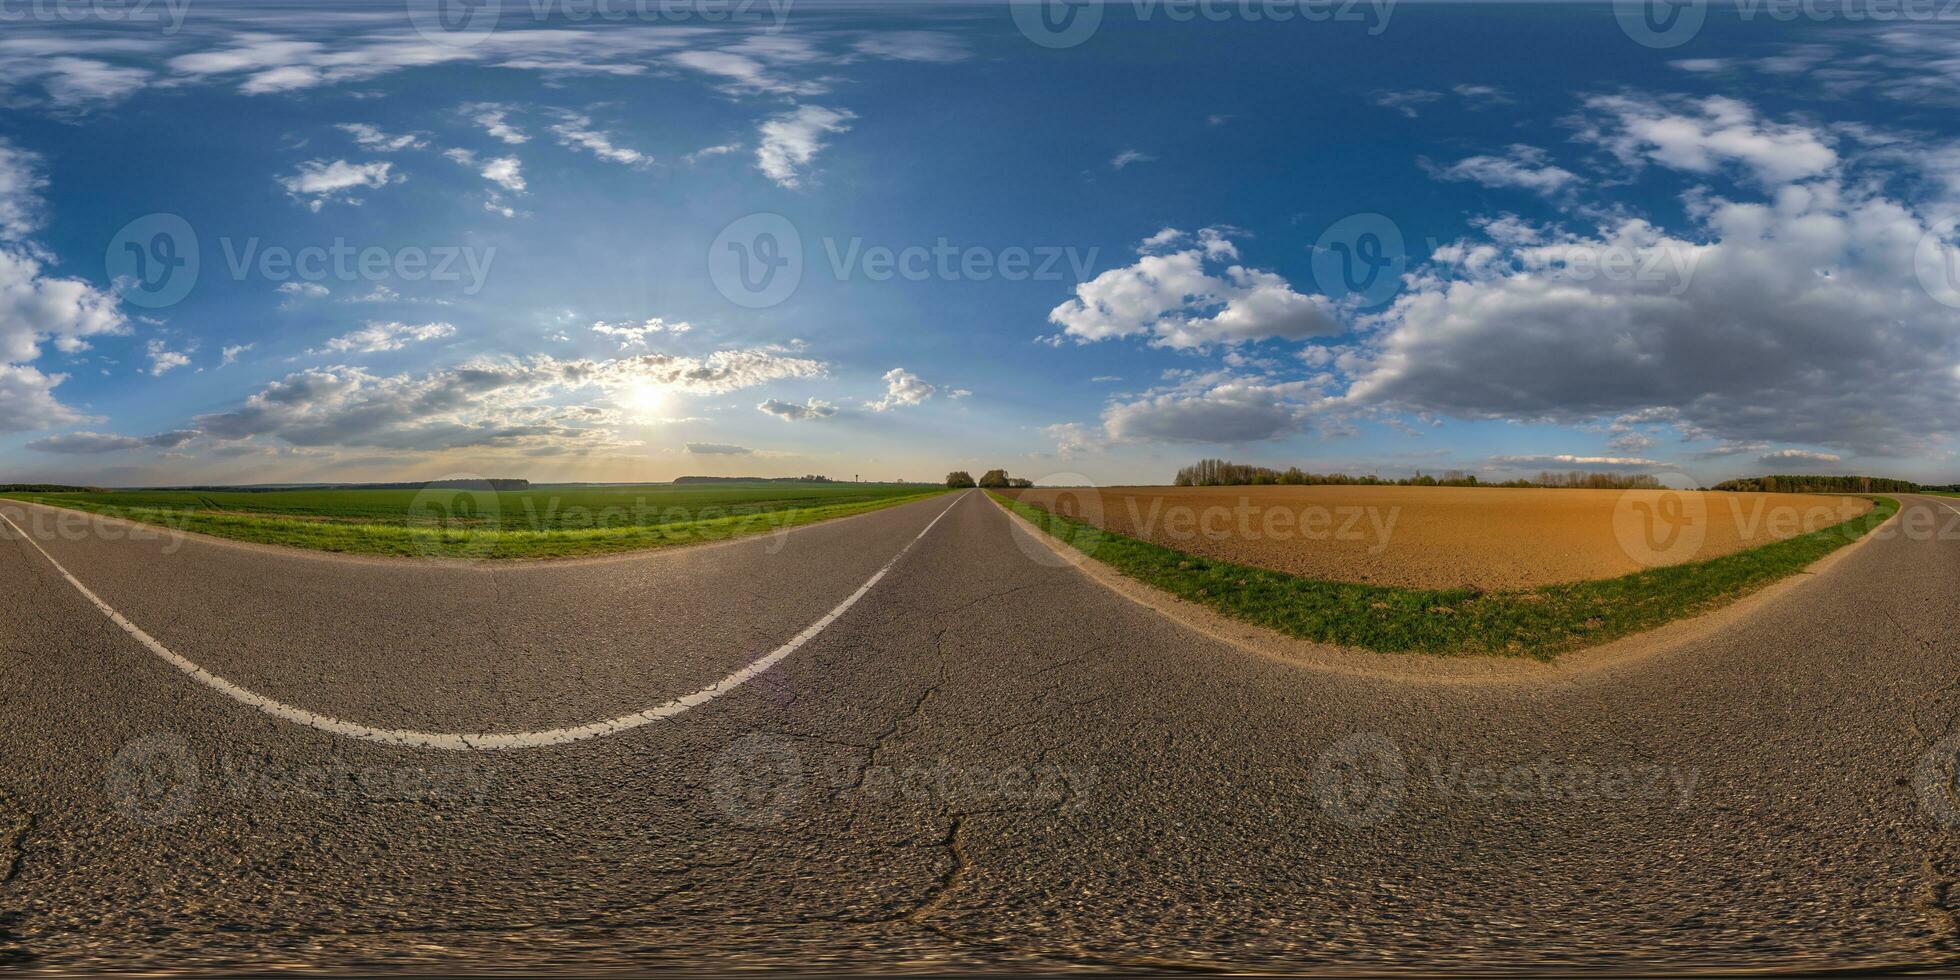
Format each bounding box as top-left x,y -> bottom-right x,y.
1003,486 -> 1874,591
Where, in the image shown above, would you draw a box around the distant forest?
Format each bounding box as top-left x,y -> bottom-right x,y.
1171,459 -> 1663,491
0,484 -> 100,493
673,475 -> 835,484
1710,475 -> 1919,493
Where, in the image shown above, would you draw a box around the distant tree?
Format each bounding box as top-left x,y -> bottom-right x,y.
1007,477 -> 1035,488
945,470 -> 976,488
978,469 -> 1011,488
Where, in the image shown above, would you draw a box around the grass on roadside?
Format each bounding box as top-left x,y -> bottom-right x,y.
991,491 -> 1898,659
2,489 -> 950,560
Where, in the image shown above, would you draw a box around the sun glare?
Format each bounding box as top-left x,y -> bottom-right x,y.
618,381 -> 672,420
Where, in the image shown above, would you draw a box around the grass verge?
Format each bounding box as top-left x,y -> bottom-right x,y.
2,490 -> 950,560
991,491 -> 1898,659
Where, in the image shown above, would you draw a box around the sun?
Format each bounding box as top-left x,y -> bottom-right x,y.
617,381 -> 673,420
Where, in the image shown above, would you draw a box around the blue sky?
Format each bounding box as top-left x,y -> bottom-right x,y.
2,0 -> 1959,487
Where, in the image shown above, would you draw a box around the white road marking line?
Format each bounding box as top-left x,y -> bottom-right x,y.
0,492 -> 966,752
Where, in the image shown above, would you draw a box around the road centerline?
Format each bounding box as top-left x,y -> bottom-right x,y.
0,491 -> 966,752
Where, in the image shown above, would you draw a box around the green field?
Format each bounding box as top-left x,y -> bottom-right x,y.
0,482 -> 947,560
993,491 -> 1898,659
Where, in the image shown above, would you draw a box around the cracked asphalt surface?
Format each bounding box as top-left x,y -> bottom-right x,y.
2,489 -> 1960,974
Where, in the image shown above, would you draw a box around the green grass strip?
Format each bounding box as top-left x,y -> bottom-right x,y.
991,491 -> 1899,659
3,490 -> 951,560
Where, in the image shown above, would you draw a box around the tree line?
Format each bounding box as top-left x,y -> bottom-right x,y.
945,470 -> 1033,489
1170,459 -> 1663,490
1710,475 -> 1919,493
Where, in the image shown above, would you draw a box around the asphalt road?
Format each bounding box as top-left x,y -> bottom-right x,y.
2,489 -> 1959,974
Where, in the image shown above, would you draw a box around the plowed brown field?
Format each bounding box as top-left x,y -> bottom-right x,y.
1002,486 -> 1873,590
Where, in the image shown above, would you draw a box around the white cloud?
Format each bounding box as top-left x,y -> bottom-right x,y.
1429,144 -> 1579,197
220,343 -> 253,366
590,317 -> 688,349
191,348 -> 825,452
310,320 -> 456,354
146,338 -> 192,376
854,32 -> 969,63
685,441 -> 754,455
1339,137 -> 1960,457
685,142 -> 742,164
758,397 -> 838,421
1760,448 -> 1843,464
870,367 -> 934,411
337,122 -> 425,152
278,159 -> 396,211
1490,454 -> 1662,469
480,155 -> 525,192
27,429 -> 199,453
1048,227 -> 1340,349
0,363 -> 83,433
0,248 -> 124,365
1577,94 -> 1838,187
756,105 -> 853,188
463,102 -> 527,144
1101,377 -> 1316,443
0,137 -> 48,240
550,113 -> 648,166
1111,149 -> 1154,170
1373,89 -> 1442,118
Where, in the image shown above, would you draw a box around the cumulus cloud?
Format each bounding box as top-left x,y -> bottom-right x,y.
758,397 -> 838,421
1048,227 -> 1340,349
0,363 -> 84,433
1102,376 -> 1317,443
551,113 -> 647,166
590,317 -> 688,350
220,343 -> 253,366
756,105 -> 853,188
188,348 -> 821,454
1428,144 -> 1580,197
0,250 -> 123,368
870,367 -> 934,411
480,156 -> 525,192
309,321 -> 456,355
1576,94 -> 1838,186
1331,99 -> 1960,459
278,159 -> 396,211
146,338 -> 192,376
